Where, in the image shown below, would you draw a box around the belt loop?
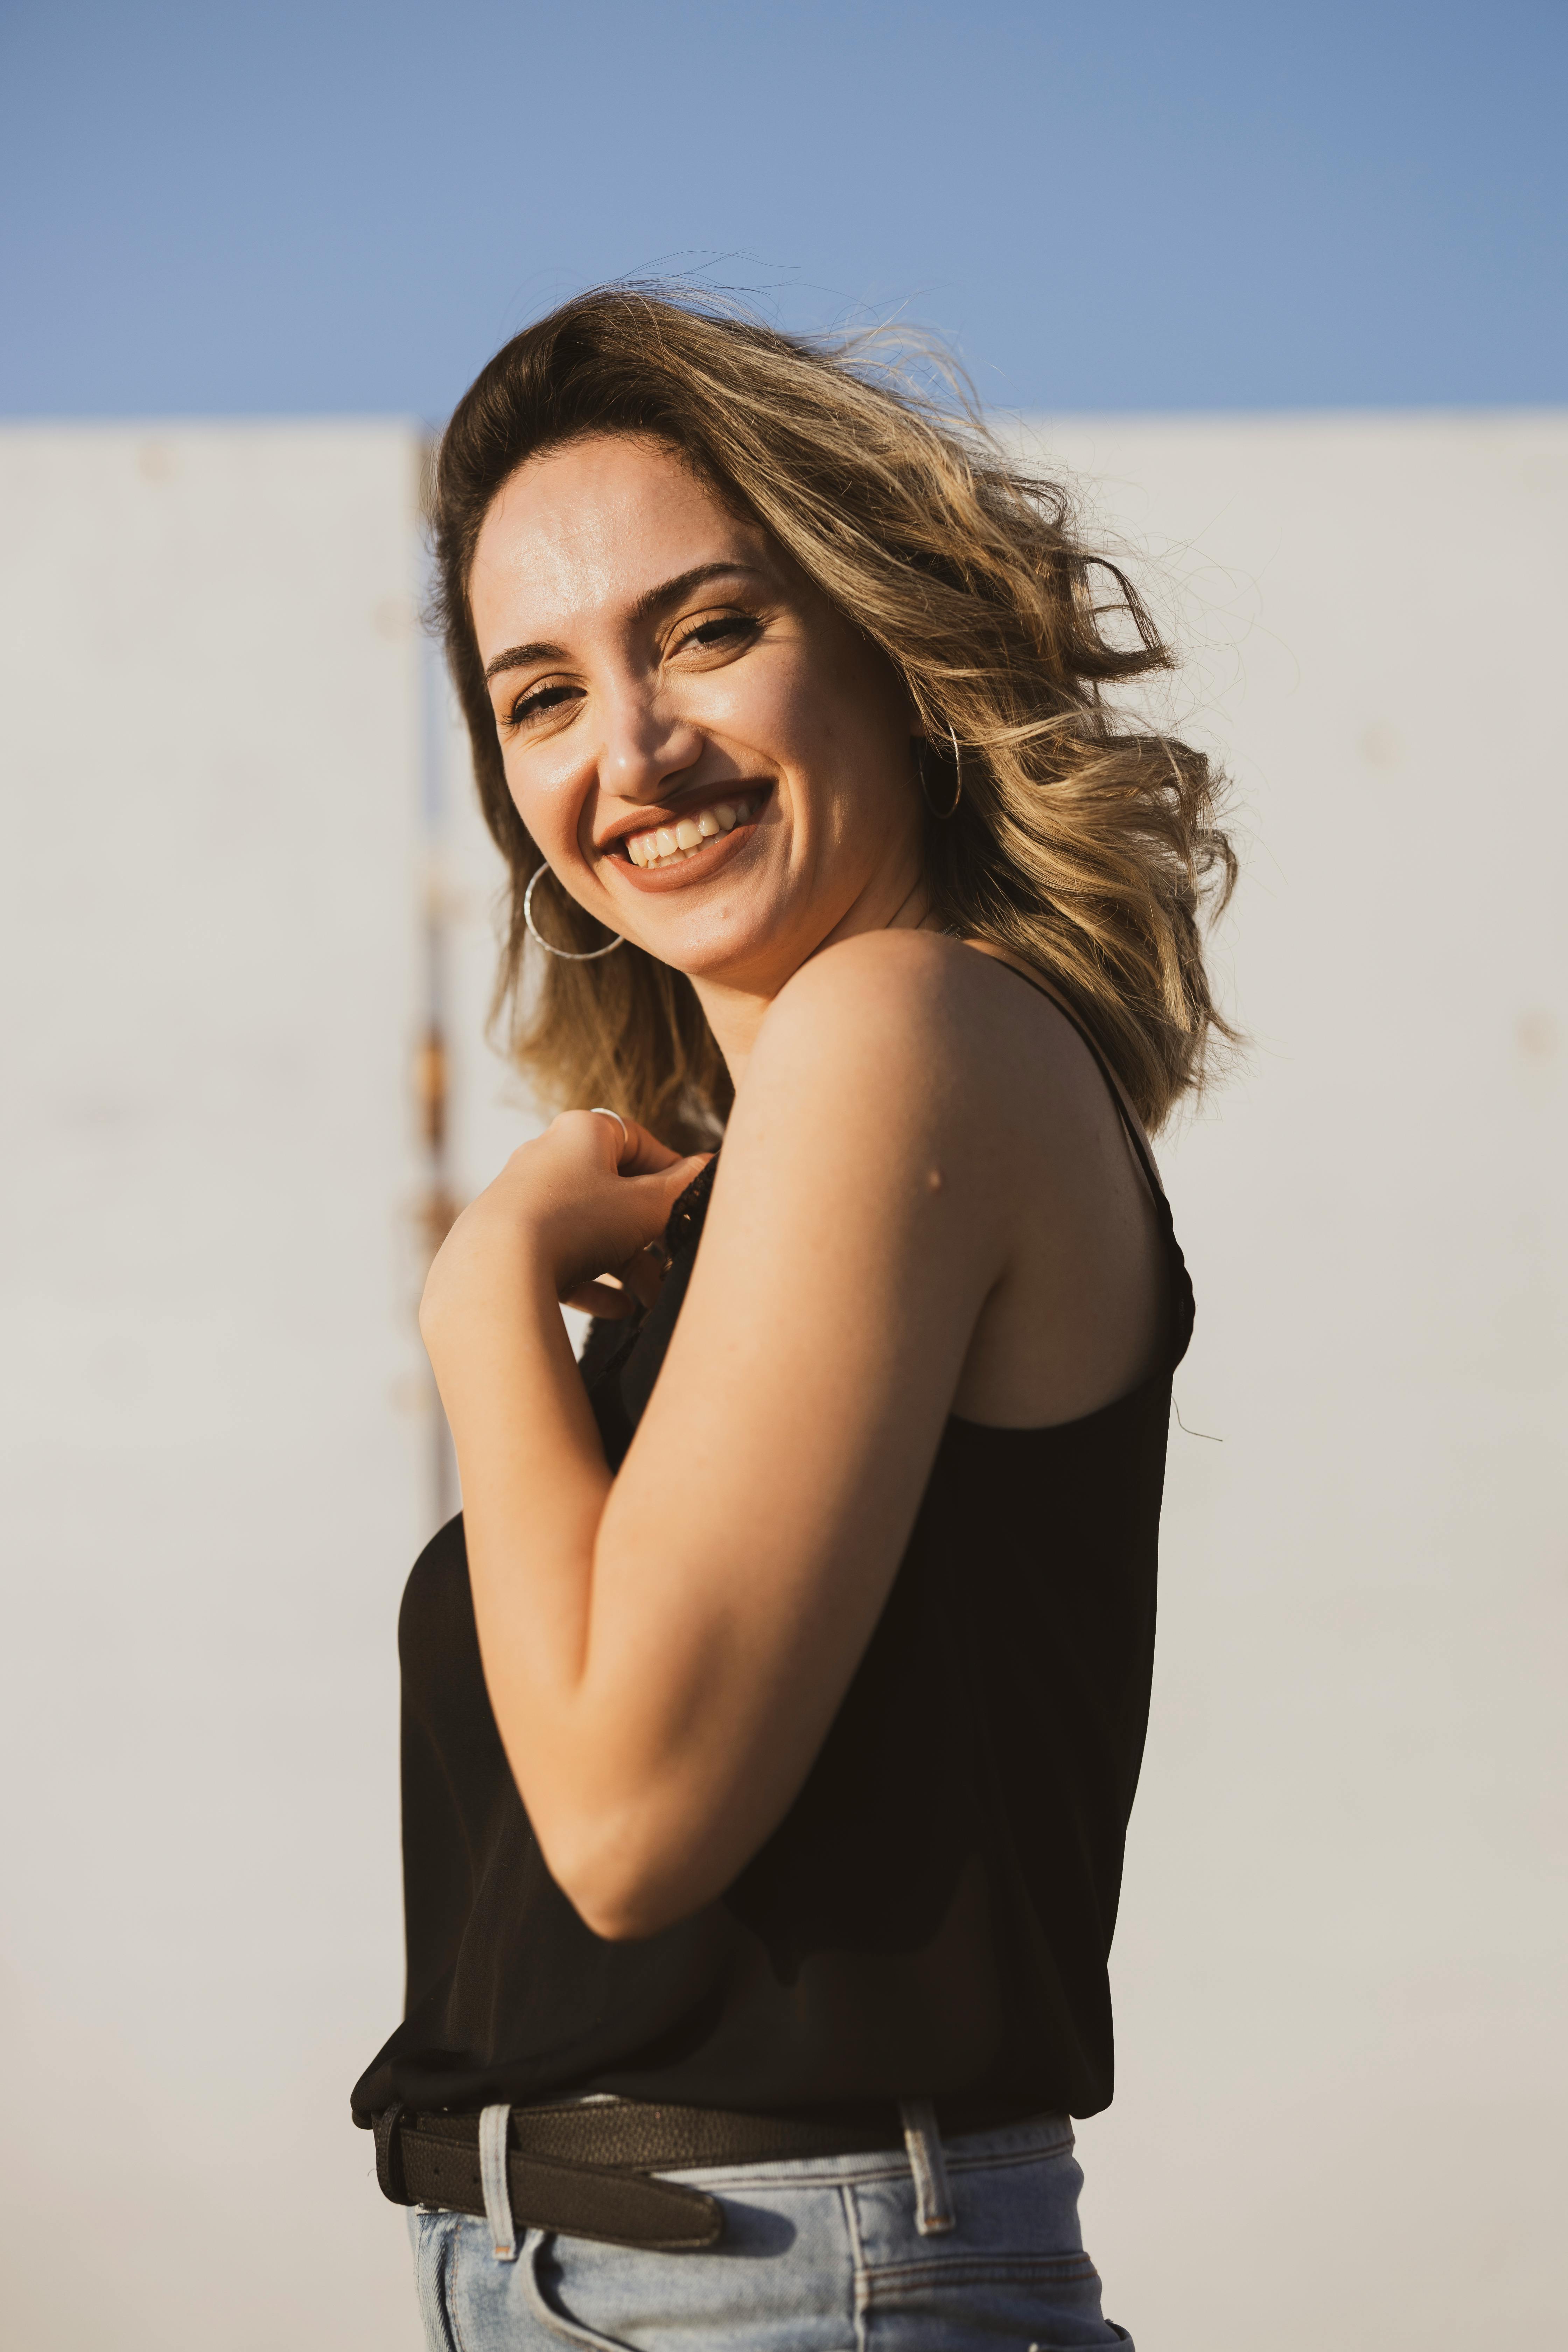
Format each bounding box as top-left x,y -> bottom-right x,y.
898,2098 -> 955,2235
373,2102 -> 407,2205
478,2104 -> 518,2261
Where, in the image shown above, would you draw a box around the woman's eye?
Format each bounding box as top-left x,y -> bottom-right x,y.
674,614 -> 759,658
507,681 -> 578,729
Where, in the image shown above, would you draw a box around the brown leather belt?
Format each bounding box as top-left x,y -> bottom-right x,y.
373,2094 -> 1037,2252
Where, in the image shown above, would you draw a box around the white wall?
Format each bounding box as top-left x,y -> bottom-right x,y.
2,412 -> 1562,2350
0,425 -> 429,2349
1007,412 -> 1567,2347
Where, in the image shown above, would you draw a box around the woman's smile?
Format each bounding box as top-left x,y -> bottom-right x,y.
598,782 -> 772,890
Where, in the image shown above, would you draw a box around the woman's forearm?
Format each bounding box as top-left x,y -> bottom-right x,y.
412,1117 -> 716,1934
424,1217 -> 611,1730
434,1250 -> 716,1938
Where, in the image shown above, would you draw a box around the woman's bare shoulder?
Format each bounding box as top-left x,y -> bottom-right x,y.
737,927 -> 1158,1262
756,927 -> 1085,1112
772,923 -> 958,1009
741,932 -> 993,1132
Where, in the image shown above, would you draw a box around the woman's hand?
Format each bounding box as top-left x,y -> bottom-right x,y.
421,1111 -> 710,1341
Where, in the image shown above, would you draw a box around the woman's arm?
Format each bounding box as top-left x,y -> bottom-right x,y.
421,931 -> 1043,1939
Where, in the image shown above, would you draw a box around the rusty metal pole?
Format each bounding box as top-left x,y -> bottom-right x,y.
413,505 -> 461,1528
413,869 -> 460,1526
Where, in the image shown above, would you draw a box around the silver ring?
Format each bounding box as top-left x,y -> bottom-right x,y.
524,863 -> 625,960
588,1107 -> 629,1149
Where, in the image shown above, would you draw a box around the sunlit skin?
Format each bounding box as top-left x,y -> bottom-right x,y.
421,433 -> 1166,1939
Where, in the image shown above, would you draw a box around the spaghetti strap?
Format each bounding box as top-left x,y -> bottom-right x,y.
975,954 -> 1165,1204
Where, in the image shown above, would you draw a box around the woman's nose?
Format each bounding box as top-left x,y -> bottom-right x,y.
596,685 -> 703,804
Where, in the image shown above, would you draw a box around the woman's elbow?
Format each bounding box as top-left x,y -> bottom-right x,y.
540,1811 -> 713,1944
570,1883 -> 677,1943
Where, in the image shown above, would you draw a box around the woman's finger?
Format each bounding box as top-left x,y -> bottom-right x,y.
581,1108 -> 636,1168
573,1106 -> 695,1176
623,1154 -> 713,1210
617,1245 -> 666,1314
625,1135 -> 691,1176
614,1119 -> 710,1178
566,1105 -> 712,1185
563,1278 -> 639,1319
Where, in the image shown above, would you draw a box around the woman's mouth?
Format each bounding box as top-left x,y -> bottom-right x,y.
612,788 -> 768,875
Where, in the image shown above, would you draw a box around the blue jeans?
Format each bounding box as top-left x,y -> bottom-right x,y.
407,2109 -> 1132,2350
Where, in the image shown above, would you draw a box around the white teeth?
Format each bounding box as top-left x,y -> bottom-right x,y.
622,794 -> 760,869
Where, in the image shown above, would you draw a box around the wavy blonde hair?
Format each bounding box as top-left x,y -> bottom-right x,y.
432,287 -> 1236,1144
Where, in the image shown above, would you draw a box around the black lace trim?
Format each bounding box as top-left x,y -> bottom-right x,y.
664,1153 -> 719,1263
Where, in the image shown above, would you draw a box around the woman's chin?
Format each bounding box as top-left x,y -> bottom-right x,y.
623,881 -> 805,989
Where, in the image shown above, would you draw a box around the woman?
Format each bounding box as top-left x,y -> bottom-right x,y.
353,288 -> 1233,2352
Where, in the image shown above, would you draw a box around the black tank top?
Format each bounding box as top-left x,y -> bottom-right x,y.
351,969 -> 1193,2128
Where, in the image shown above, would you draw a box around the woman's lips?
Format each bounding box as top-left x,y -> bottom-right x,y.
623,790 -> 759,869
602,786 -> 770,890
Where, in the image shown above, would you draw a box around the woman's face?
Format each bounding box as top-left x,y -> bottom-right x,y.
468,433 -> 926,998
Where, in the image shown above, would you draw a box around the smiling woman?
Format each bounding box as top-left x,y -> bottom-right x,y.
352,288 -> 1235,2352
434,291 -> 1233,1148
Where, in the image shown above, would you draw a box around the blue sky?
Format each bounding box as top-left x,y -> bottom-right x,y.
2,0 -> 1562,420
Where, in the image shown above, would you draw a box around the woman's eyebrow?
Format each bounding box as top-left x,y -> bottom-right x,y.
484,637 -> 563,683
628,559 -> 764,626
482,561 -> 765,686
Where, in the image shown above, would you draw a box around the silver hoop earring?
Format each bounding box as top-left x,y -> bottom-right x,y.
523,863 -> 625,961
919,725 -> 963,822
